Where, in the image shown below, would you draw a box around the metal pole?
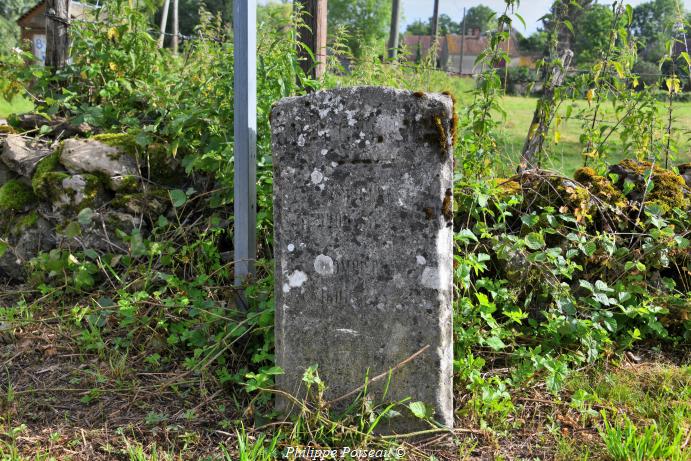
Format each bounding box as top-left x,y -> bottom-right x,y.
387,0 -> 401,60
459,7 -> 466,74
233,0 -> 257,286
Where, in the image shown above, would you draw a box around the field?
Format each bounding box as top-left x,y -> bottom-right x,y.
2,78 -> 689,177
423,75 -> 691,175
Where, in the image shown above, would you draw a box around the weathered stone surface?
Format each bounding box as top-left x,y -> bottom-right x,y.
60,139 -> 138,188
0,160 -> 16,186
1,135 -> 51,178
271,87 -> 454,431
0,215 -> 54,282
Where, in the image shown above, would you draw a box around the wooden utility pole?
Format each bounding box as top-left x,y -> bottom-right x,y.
387,0 -> 401,59
430,0 -> 440,39
172,0 -> 179,54
158,0 -> 170,48
233,0 -> 257,286
459,7 -> 466,74
296,0 -> 328,80
45,0 -> 69,69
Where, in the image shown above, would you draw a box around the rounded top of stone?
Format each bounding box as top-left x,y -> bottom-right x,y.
271,86 -> 454,122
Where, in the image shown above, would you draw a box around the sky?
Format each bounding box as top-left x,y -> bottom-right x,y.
401,0 -> 691,34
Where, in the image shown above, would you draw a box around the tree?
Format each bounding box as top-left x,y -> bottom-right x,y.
632,0 -> 683,62
460,5 -> 496,34
543,0 -> 595,53
516,31 -> 548,54
572,4 -> 614,65
404,14 -> 459,36
328,0 -> 391,57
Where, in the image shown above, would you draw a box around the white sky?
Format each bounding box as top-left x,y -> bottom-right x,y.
401,0 -> 691,34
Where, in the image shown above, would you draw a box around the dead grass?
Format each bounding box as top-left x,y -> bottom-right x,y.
2,302 -> 688,460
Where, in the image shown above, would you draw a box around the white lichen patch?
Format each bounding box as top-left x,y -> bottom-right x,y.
416,255 -> 427,265
313,254 -> 334,275
320,149 -> 329,156
283,270 -> 308,293
297,134 -> 306,147
287,244 -> 295,252
310,169 -> 324,184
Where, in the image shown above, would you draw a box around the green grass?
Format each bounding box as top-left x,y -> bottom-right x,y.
0,95 -> 32,119
422,75 -> 691,176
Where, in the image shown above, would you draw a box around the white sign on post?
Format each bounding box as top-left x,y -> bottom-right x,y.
33,34 -> 47,65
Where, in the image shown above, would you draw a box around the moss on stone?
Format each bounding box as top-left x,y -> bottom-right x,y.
93,133 -> 137,153
141,143 -> 182,186
0,180 -> 36,212
10,211 -> 38,236
616,159 -> 689,211
32,150 -> 64,198
494,178 -> 522,197
574,167 -> 628,208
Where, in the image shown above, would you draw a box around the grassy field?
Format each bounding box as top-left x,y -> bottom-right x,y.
424,75 -> 691,176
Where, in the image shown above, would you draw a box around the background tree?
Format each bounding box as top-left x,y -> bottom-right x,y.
460,5 -> 496,34
516,30 -> 548,54
543,0 -> 595,52
327,0 -> 390,57
572,3 -> 614,65
631,0 -> 683,62
404,13 -> 460,36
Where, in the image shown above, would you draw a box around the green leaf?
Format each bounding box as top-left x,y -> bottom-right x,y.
525,232 -> 545,250
485,336 -> 506,351
408,401 -> 434,419
169,189 -> 187,208
77,207 -> 94,226
0,241 -> 7,258
63,221 -> 81,238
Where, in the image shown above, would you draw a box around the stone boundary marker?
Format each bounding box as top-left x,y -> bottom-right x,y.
271,86 -> 454,431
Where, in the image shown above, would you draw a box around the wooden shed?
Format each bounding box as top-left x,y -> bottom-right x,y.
17,1 -> 95,64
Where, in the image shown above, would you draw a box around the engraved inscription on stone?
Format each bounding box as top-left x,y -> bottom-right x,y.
271,86 -> 454,431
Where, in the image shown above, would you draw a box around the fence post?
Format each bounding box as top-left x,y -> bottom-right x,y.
45,0 -> 69,69
296,0 -> 328,80
233,0 -> 257,287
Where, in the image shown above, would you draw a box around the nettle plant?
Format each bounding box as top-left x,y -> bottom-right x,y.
1,2 -> 317,393
451,1 -> 690,424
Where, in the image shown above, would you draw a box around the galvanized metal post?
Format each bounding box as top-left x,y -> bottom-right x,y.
233,0 -> 257,286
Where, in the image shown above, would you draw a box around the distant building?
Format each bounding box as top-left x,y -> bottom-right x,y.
17,1 -> 96,64
404,30 -> 531,74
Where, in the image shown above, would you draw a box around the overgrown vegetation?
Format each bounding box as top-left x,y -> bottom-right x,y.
0,0 -> 689,459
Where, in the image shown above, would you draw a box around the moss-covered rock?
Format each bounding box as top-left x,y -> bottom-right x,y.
111,188 -> 169,216
0,179 -> 36,212
32,149 -> 65,198
574,167 -> 628,208
92,133 -> 137,153
609,160 -> 689,212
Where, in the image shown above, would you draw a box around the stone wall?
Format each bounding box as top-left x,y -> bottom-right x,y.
0,133 -> 181,282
